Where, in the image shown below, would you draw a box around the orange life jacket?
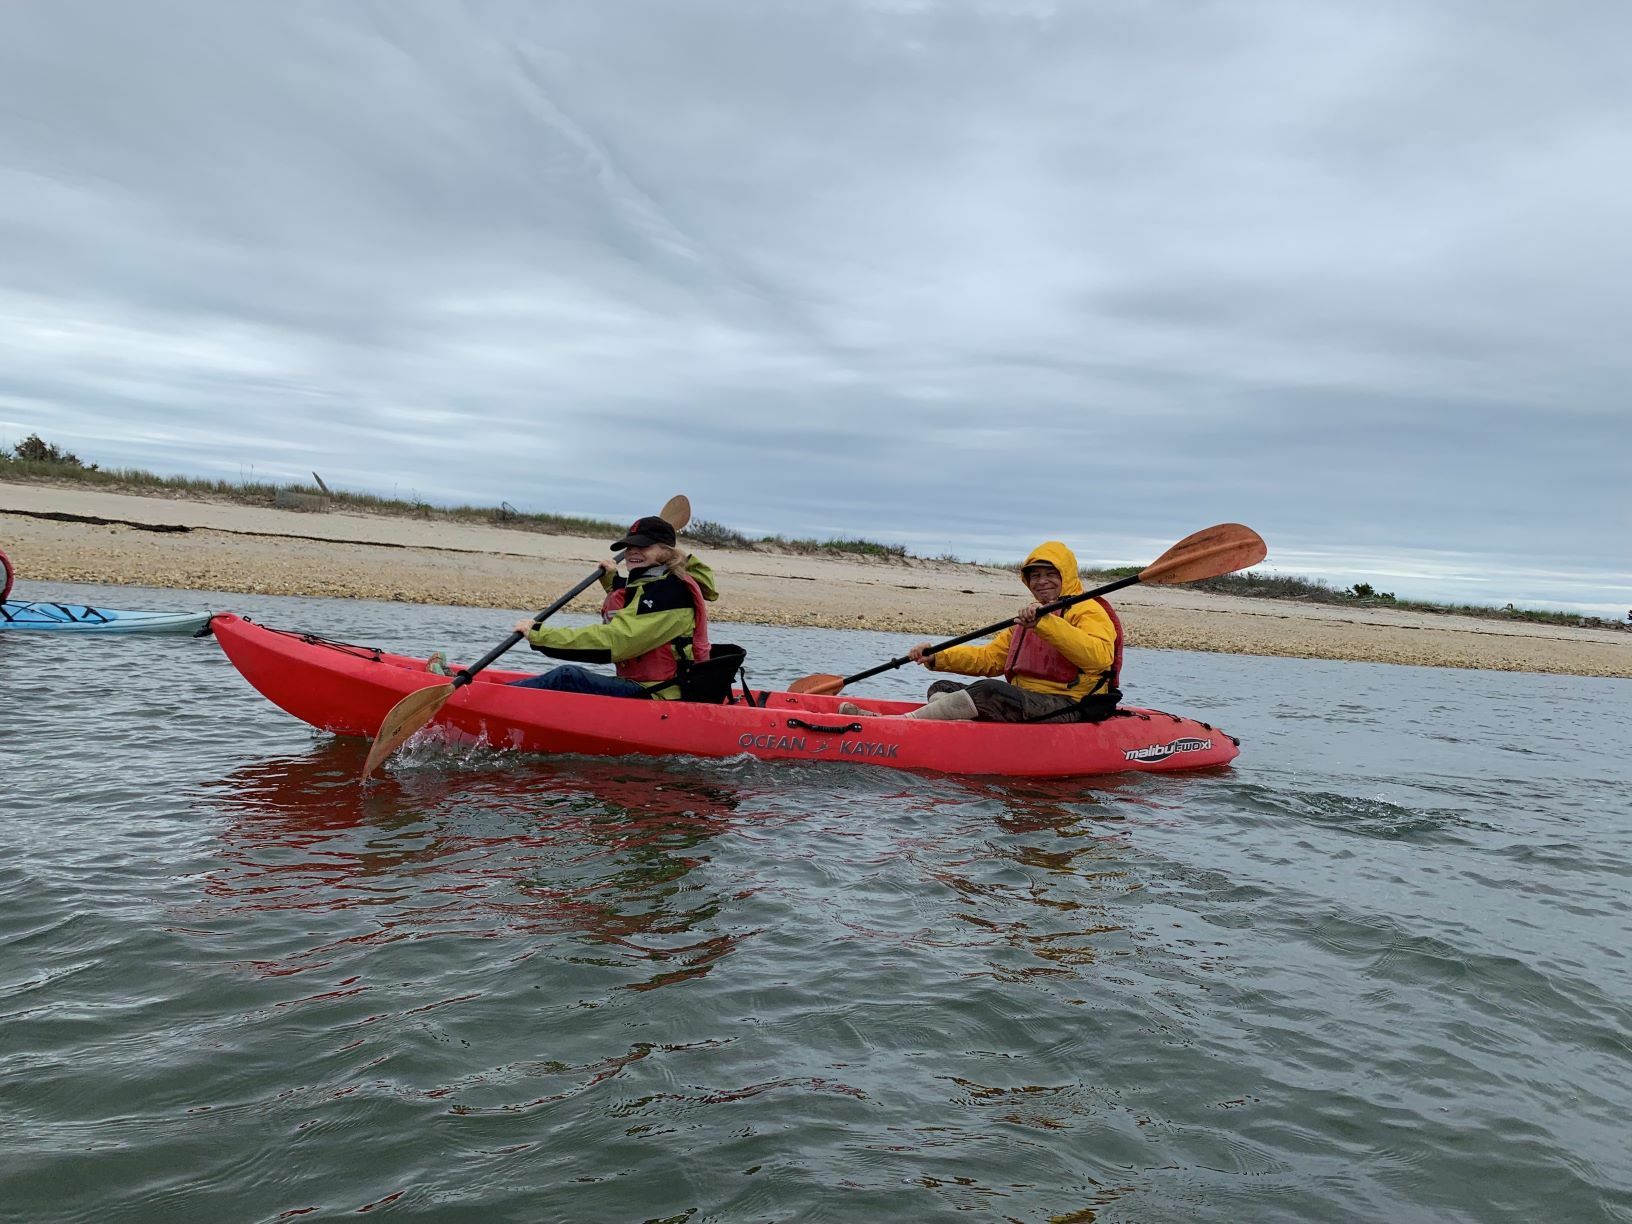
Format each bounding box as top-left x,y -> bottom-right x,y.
1003,596 -> 1124,698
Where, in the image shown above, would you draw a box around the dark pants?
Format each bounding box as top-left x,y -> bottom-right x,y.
928,678 -> 1086,724
508,665 -> 647,698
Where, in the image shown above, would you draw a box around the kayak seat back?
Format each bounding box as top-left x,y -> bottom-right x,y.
676,642 -> 756,706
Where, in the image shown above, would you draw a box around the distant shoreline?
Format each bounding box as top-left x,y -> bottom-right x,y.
4,478 -> 1630,679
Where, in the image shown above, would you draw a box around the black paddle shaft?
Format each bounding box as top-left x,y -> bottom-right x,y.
450,568 -> 604,689
838,573 -> 1142,687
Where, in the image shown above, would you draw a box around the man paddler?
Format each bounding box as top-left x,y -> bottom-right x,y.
507,512 -> 719,699
841,540 -> 1121,722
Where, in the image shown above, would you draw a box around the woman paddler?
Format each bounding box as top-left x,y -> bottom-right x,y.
505,512 -> 719,700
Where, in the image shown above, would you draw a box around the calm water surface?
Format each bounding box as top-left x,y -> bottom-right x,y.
3,582 -> 1630,1223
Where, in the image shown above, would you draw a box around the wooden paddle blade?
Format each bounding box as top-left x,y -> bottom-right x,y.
1139,523 -> 1266,586
362,682 -> 455,776
660,494 -> 691,531
788,673 -> 845,696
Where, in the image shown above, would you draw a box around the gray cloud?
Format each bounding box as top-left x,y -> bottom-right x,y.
3,0 -> 1629,614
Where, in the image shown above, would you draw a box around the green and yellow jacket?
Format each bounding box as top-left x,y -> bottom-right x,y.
523,554 -> 719,700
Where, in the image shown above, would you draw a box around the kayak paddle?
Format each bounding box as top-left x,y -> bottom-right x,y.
362,493 -> 692,776
788,521 -> 1266,697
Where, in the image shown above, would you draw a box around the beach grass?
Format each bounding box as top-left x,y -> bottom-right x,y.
0,454 -> 908,560
2,445 -> 1608,627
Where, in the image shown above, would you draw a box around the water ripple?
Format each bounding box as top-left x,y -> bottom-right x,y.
3,587 -> 1630,1221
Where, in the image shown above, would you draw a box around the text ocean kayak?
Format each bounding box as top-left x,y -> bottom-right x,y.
212,614 -> 1240,778
1,600 -> 213,634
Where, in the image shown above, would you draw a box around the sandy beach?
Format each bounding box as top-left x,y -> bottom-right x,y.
4,479 -> 1630,679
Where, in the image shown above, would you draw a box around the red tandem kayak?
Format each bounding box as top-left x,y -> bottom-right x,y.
211,614 -> 1240,778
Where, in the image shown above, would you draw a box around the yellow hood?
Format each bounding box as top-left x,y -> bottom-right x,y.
1021,541 -> 1082,599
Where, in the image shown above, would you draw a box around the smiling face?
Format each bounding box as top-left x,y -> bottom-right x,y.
622,542 -> 661,568
1023,563 -> 1062,605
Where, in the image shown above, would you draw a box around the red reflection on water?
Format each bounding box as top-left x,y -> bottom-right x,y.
194,743 -> 761,992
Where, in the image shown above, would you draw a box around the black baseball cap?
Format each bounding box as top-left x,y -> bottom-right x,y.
611,515 -> 678,551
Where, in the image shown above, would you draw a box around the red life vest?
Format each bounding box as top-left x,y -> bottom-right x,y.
600,566 -> 712,685
1003,596 -> 1123,696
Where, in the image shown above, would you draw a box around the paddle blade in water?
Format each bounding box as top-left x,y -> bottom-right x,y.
363,682 -> 454,776
1139,523 -> 1266,586
788,674 -> 845,696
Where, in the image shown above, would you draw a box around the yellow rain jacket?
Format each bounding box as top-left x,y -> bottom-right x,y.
927,541 -> 1119,701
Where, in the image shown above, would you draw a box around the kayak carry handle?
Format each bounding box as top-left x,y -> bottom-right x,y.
786,718 -> 864,734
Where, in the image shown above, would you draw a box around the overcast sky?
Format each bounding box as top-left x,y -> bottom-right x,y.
2,1 -> 1628,614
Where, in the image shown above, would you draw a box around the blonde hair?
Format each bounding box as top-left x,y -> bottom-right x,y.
640,544 -> 688,571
